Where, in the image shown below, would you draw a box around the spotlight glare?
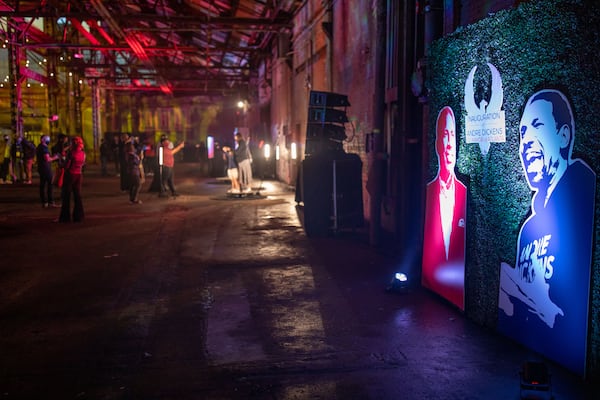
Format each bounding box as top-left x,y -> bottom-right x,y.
386,271 -> 410,293
395,272 -> 408,282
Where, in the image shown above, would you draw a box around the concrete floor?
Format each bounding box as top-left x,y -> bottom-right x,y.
0,162 -> 594,399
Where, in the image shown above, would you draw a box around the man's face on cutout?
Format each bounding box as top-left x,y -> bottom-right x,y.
519,98 -> 564,190
437,111 -> 456,176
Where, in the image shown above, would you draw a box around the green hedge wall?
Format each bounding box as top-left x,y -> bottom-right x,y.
427,0 -> 600,379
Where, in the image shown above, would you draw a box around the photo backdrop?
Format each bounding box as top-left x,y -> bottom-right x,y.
426,0 -> 600,377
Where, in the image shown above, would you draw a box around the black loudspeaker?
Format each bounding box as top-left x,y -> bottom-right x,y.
305,124 -> 346,156
306,124 -> 347,140
306,90 -> 350,157
299,153 -> 363,237
309,91 -> 350,107
307,108 -> 349,124
299,91 -> 360,236
301,155 -> 333,237
331,153 -> 364,231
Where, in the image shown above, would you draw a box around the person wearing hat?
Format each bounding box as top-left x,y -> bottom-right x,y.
159,136 -> 184,198
58,136 -> 86,222
36,135 -> 60,207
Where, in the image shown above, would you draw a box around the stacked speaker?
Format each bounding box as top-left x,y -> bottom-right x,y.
305,91 -> 350,156
298,91 -> 364,237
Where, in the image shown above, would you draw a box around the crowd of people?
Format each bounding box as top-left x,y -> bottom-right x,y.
0,134 -> 36,185
0,130 -> 260,223
105,133 -> 186,200
0,133 -> 87,222
0,132 -> 156,222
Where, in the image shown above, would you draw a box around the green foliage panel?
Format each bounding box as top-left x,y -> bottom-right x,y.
427,0 -> 600,377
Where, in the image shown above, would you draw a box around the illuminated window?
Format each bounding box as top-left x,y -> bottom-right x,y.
291,142 -> 297,160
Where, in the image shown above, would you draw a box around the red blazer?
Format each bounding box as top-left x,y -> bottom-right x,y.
422,176 -> 467,309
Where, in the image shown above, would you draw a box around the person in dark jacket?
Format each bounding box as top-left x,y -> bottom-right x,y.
10,136 -> 24,183
36,135 -> 59,207
233,132 -> 253,193
51,133 -> 69,188
21,137 -> 36,184
99,138 -> 111,176
125,141 -> 143,204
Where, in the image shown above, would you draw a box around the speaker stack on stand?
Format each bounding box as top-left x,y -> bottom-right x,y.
297,91 -> 364,237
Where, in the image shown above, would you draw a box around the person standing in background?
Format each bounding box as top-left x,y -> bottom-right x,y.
21,137 -> 36,184
233,132 -> 253,193
36,135 -> 59,208
51,134 -> 69,189
100,138 -> 111,176
222,145 -> 240,194
125,141 -> 143,204
158,136 -> 184,198
111,135 -> 120,176
0,134 -> 10,183
58,136 -> 86,223
10,136 -> 24,183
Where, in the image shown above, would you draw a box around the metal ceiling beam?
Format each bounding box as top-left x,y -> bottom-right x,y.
88,0 -> 172,94
96,74 -> 250,82
0,11 -> 292,31
0,0 -> 300,95
78,63 -> 252,71
20,42 -> 269,54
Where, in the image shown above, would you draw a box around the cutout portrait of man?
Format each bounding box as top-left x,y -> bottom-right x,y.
498,89 -> 595,375
422,106 -> 467,310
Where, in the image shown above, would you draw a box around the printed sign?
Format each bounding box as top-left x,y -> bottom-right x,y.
464,63 -> 506,155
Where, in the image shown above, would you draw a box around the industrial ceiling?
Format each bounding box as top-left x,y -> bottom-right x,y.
0,0 -> 300,97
